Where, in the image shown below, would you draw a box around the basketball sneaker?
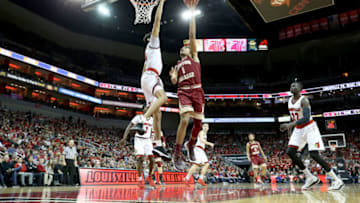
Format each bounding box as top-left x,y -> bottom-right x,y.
183,177 -> 191,186
146,176 -> 156,187
129,115 -> 146,135
184,141 -> 195,161
197,179 -> 207,186
153,146 -> 171,161
138,180 -> 145,189
172,155 -> 185,171
328,178 -> 344,191
301,175 -> 320,190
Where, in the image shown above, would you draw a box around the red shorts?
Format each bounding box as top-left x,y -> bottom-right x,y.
177,88 -> 205,120
251,156 -> 265,166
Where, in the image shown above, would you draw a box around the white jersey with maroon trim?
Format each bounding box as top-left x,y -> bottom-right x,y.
131,116 -> 153,139
195,132 -> 206,149
145,36 -> 163,75
288,96 -> 313,122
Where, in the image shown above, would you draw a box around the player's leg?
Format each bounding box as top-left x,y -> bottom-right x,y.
184,164 -> 198,186
252,165 -> 259,183
185,90 -> 205,161
173,111 -> 191,171
146,156 -> 156,187
137,156 -> 144,187
260,163 -> 267,183
198,163 -> 209,186
152,109 -> 170,160
306,124 -> 344,190
287,128 -> 319,190
156,158 -> 164,185
131,75 -> 167,133
135,137 -> 145,188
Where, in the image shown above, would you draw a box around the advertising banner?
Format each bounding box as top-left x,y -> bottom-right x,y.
79,168 -> 194,186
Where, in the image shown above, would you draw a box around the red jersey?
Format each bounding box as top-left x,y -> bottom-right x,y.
248,141 -> 261,157
175,56 -> 201,88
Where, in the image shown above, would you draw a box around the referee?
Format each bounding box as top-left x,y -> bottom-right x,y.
62,139 -> 78,185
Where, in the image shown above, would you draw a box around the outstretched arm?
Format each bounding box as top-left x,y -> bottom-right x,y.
119,123 -> 134,146
189,2 -> 199,62
151,0 -> 166,38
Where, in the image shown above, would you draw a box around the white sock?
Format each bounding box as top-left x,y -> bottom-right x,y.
302,168 -> 313,178
185,174 -> 191,180
199,175 -> 204,180
138,176 -> 142,181
327,170 -> 338,180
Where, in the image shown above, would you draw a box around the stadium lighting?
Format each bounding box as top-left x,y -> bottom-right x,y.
97,4 -> 110,17
181,9 -> 201,20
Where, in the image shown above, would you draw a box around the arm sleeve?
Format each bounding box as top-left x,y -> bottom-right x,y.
296,107 -> 311,126
149,36 -> 160,49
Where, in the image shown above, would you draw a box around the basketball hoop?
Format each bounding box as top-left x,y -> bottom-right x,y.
129,0 -> 159,24
330,144 -> 337,152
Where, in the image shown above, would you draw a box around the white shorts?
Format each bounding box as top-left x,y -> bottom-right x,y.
134,137 -> 154,157
191,146 -> 208,165
141,71 -> 164,107
288,121 -> 325,151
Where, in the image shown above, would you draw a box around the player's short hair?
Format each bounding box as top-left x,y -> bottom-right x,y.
143,32 -> 152,44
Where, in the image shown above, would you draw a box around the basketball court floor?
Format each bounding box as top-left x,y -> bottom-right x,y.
0,183 -> 358,202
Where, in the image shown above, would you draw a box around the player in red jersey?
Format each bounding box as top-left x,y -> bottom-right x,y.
246,133 -> 267,184
169,0 -> 204,171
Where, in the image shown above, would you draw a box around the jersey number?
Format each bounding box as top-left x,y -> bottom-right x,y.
291,112 -> 299,121
181,67 -> 186,74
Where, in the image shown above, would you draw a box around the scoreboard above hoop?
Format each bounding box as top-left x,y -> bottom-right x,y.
81,0 -> 118,12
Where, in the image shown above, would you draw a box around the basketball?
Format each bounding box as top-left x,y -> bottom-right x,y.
184,0 -> 199,8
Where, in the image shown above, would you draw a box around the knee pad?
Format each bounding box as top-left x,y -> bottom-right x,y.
191,119 -> 202,139
156,161 -> 162,167
309,151 -> 320,159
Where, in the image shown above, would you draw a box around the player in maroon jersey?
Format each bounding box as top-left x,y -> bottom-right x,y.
169,0 -> 204,171
246,133 -> 267,184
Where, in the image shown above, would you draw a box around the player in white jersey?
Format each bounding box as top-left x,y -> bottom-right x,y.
151,131 -> 166,185
120,109 -> 156,188
184,123 -> 214,187
130,0 -> 170,161
280,81 -> 344,191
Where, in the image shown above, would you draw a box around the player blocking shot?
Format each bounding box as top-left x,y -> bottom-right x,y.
184,124 -> 214,186
280,81 -> 344,190
169,0 -> 205,171
129,0 -> 170,161
119,108 -> 156,188
246,133 -> 267,185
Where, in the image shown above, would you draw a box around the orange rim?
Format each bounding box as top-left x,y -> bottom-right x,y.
129,0 -> 158,6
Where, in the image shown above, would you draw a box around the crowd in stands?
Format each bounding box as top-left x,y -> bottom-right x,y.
0,103 -> 359,187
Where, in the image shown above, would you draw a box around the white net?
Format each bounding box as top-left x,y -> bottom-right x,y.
130,0 -> 160,24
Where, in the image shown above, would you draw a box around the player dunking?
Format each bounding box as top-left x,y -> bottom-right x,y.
169,0 -> 204,171
280,81 -> 344,190
246,133 -> 267,184
120,108 -> 156,188
184,123 -> 214,186
129,0 -> 170,160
